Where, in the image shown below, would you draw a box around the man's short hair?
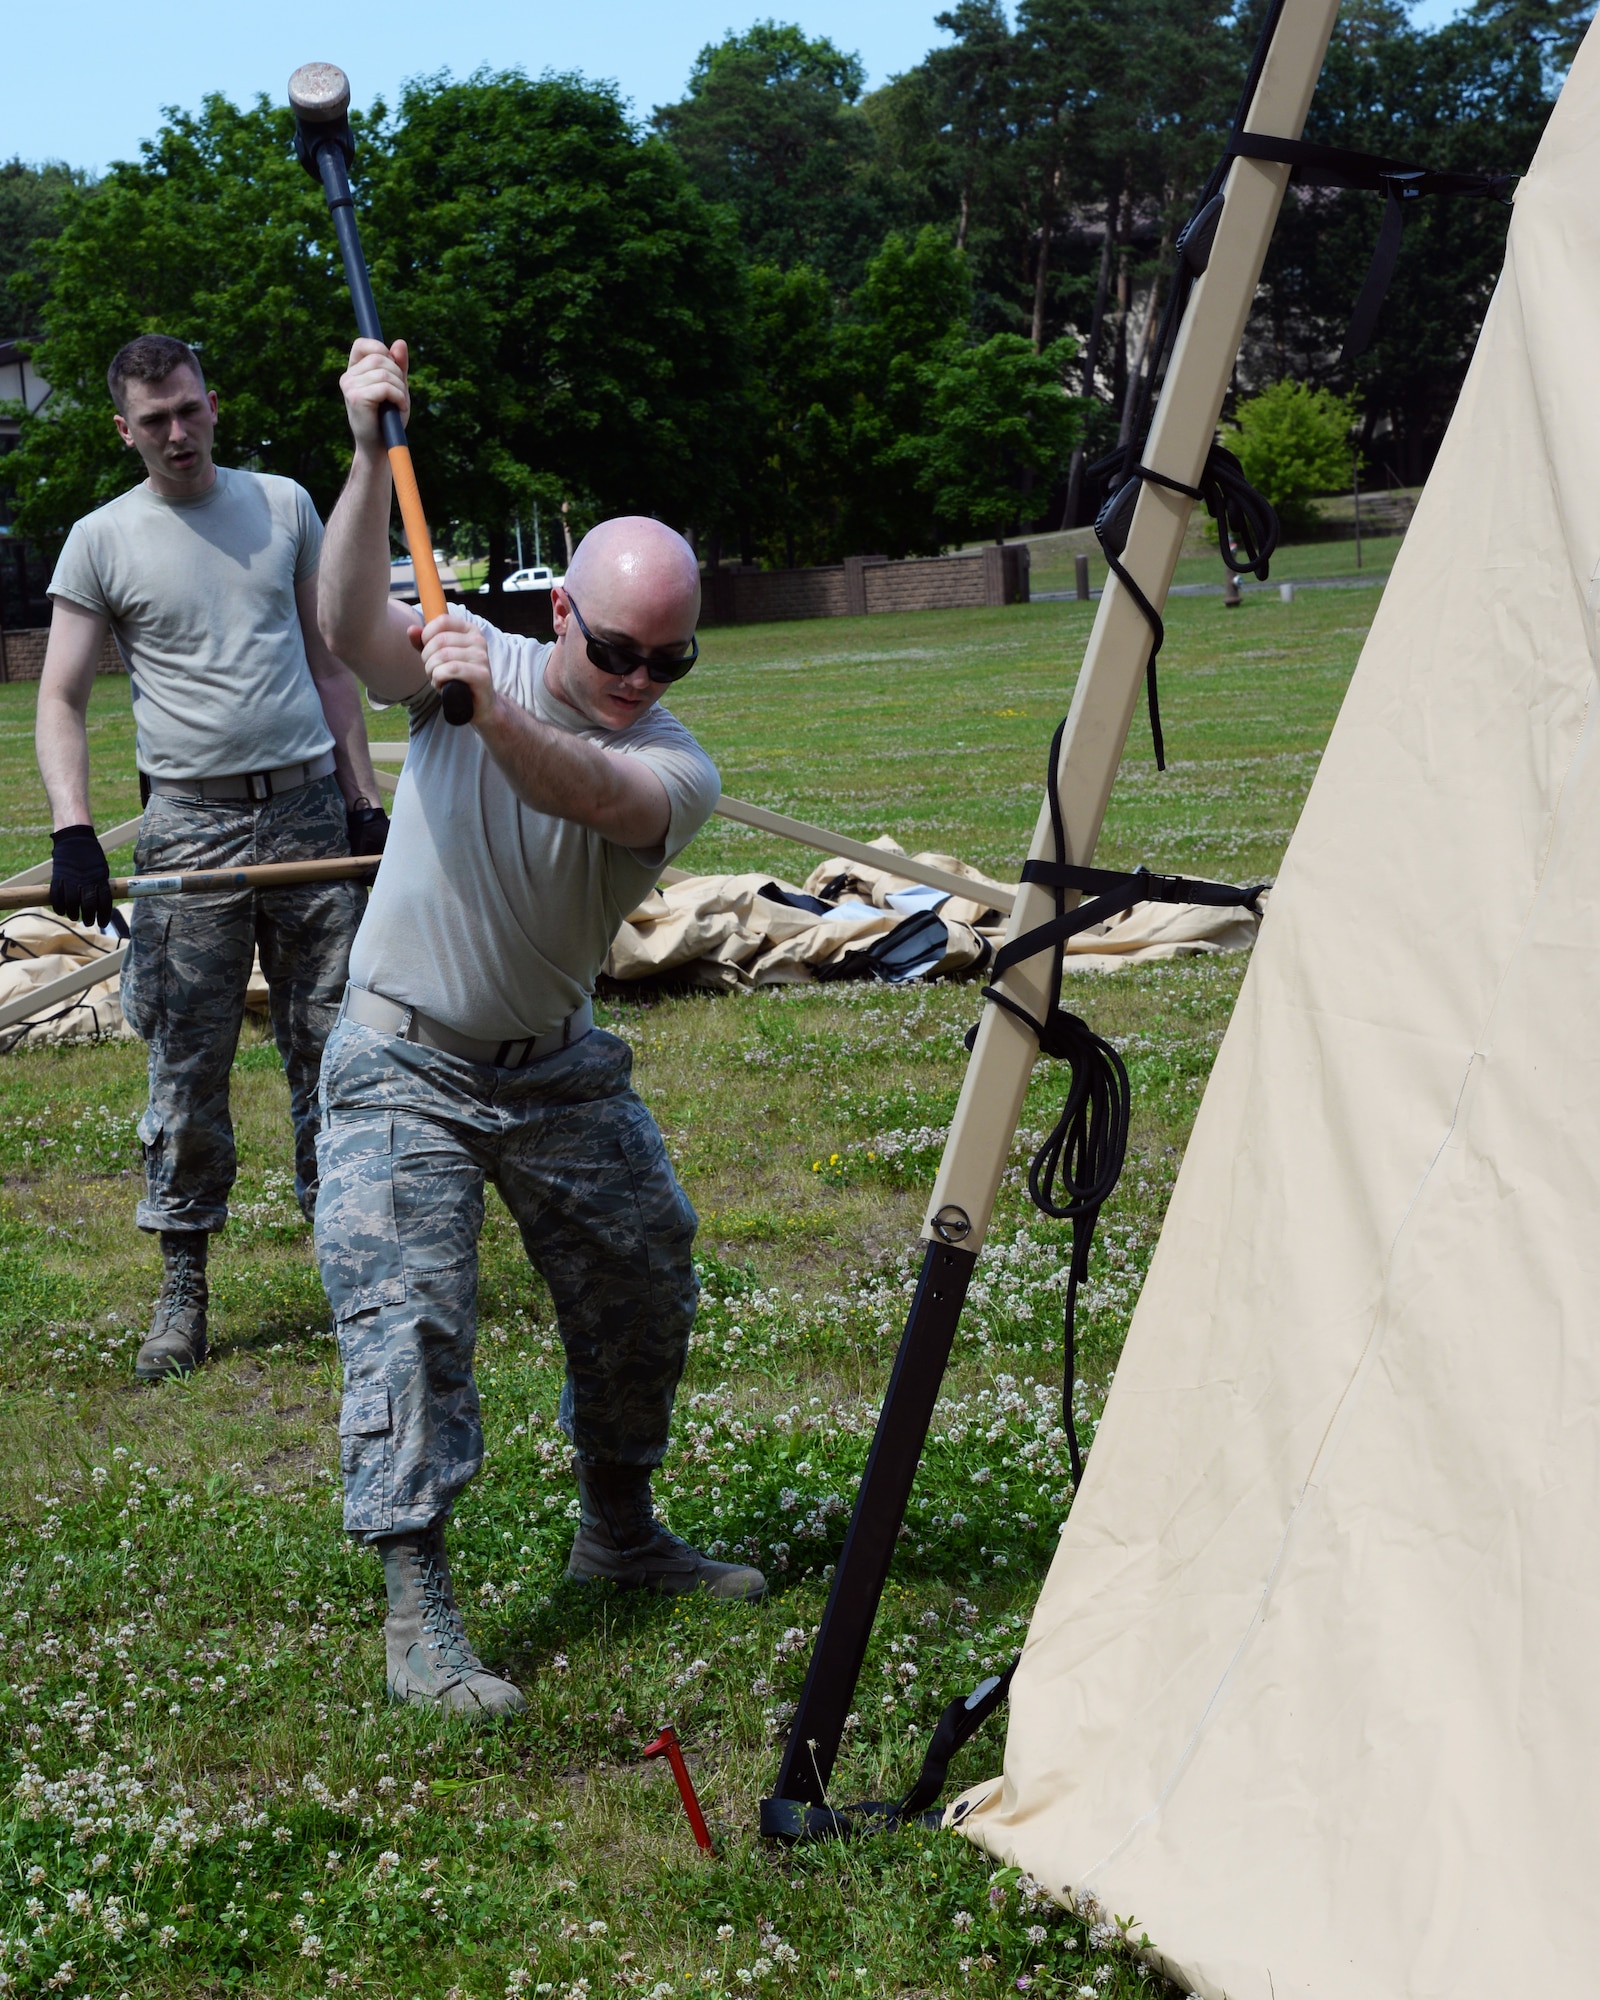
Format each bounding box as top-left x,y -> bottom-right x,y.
106,335 -> 206,414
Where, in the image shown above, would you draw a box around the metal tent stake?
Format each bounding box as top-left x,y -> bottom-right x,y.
765,0 -> 1344,1822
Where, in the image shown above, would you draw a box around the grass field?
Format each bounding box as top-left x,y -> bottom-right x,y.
0,564 -> 1385,1999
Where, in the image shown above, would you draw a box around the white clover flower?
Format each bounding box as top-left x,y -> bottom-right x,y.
952,1911 -> 974,1931
716,1925 -> 735,1941
300,1933 -> 324,1958
1026,1924 -> 1047,1944
158,1925 -> 178,1947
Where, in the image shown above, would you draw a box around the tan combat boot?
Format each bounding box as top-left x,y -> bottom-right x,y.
567,1457 -> 767,1602
135,1232 -> 209,1382
377,1526 -> 526,1717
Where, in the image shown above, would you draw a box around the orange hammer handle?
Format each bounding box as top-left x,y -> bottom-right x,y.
388,444 -> 447,625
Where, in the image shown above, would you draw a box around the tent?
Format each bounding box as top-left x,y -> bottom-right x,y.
951,23 -> 1600,1997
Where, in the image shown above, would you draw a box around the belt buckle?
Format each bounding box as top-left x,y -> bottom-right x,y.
247,771 -> 270,802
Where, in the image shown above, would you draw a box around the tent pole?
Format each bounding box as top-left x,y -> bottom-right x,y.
767,0 -> 1344,1819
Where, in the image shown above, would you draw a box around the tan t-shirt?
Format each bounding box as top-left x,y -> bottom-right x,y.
48,467 -> 332,780
348,616 -> 719,1041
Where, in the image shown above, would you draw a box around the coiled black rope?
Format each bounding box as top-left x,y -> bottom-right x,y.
976,717 -> 1266,1484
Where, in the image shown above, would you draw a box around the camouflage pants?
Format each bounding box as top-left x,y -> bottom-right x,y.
120,776 -> 363,1234
314,1017 -> 698,1542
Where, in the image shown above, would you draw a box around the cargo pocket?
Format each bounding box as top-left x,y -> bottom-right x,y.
120,910 -> 171,1044
314,1112 -> 408,1323
339,1385 -> 393,1533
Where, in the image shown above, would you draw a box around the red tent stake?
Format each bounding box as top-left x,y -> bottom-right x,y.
642,1725 -> 713,1850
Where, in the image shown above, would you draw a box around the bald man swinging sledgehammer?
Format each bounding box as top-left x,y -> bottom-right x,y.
316,338 -> 764,1718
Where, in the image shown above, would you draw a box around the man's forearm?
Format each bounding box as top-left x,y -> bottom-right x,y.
476,698 -> 670,849
312,659 -> 382,806
36,690 -> 94,828
321,443 -> 396,664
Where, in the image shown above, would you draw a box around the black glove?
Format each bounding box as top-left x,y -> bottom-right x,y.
49,824 -> 114,929
346,801 -> 390,858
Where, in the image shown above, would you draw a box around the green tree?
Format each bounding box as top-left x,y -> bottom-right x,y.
837,226 -> 977,557
653,23 -> 884,288
1224,378 -> 1357,535
2,95 -> 359,549
908,332 -> 1082,540
739,261 -> 854,567
837,228 -> 1081,553
373,69 -> 748,587
0,159 -> 90,338
1252,0 -> 1581,478
3,75 -> 747,575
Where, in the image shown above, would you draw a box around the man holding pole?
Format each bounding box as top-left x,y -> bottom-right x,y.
313,337 -> 763,1720
36,333 -> 389,1382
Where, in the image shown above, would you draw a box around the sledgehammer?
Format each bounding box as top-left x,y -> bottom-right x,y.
289,62 -> 474,727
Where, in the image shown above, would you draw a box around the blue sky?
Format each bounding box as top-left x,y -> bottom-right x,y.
7,0 -> 1468,177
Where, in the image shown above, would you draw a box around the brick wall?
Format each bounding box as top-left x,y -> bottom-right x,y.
0,627 -> 125,683
699,544 -> 1028,627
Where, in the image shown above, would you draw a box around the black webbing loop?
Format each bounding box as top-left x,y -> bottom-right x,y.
1226,130 -> 1517,361
1093,444 -> 1281,771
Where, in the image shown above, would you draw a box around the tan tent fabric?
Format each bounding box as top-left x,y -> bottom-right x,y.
0,912 -> 133,1047
603,871 -> 991,989
0,909 -> 272,1047
952,30 -> 1600,1999
605,847 -> 1262,989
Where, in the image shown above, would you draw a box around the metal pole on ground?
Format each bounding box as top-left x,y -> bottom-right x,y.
1074,552 -> 1091,601
763,0 -> 1344,1827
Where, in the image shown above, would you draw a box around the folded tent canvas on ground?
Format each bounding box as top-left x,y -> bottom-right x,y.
949,20 -> 1600,1997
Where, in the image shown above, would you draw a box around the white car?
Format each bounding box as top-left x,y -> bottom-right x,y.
478,565 -> 557,594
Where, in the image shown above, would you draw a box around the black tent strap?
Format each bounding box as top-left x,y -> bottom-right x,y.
760,1660 -> 1018,1843
990,862 -> 1266,982
1093,445 -> 1280,771
1227,130 -> 1516,363
1228,129 -> 1515,201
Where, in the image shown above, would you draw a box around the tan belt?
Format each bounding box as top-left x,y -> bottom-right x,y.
147,750 -> 337,803
340,983 -> 594,1069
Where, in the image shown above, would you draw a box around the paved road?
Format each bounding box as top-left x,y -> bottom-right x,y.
1035,572 -> 1388,603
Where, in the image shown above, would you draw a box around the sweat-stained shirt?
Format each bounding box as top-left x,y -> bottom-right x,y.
48,467 -> 333,780
348,615 -> 719,1042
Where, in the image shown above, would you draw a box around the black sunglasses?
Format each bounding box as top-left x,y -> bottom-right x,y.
564,594 -> 699,684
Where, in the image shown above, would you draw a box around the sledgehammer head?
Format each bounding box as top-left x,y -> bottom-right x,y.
289,62 -> 355,179
289,62 -> 351,122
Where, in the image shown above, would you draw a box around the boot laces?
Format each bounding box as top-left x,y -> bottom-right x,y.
159,1260 -> 203,1321
415,1548 -> 481,1677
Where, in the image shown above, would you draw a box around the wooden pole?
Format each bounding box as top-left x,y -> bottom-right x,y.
767,0 -> 1346,1823
366,756 -> 1019,913
0,855 -> 379,913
